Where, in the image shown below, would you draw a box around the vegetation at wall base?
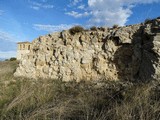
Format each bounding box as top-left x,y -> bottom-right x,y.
0,61 -> 160,120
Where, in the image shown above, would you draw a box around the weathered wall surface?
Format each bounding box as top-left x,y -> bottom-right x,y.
14,19 -> 160,82
17,50 -> 30,60
17,42 -> 32,60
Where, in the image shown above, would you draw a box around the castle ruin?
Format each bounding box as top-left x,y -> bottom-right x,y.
15,18 -> 160,82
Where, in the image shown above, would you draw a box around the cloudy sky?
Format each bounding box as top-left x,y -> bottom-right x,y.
0,0 -> 160,58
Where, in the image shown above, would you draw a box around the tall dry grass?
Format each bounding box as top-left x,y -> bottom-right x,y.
0,61 -> 160,120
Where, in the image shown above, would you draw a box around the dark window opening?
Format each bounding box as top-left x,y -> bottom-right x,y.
28,45 -> 30,50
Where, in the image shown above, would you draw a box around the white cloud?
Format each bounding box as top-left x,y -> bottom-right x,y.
66,11 -> 90,18
72,0 -> 82,6
30,6 -> 40,10
66,0 -> 88,18
68,0 -> 82,7
0,51 -> 16,59
0,30 -> 18,53
29,1 -> 54,10
33,24 -> 77,32
41,4 -> 54,9
0,30 -> 18,42
87,0 -> 160,26
0,10 -> 4,15
78,4 -> 85,9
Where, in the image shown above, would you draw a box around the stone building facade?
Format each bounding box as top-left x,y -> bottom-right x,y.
17,42 -> 32,60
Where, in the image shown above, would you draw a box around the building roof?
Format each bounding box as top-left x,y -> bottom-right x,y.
17,41 -> 31,44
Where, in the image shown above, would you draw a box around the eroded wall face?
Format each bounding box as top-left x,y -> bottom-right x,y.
15,21 -> 160,82
17,44 -> 31,60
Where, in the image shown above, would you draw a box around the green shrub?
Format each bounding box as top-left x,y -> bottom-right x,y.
145,18 -> 152,24
90,26 -> 97,31
10,57 -> 16,61
113,24 -> 119,29
98,27 -> 105,31
157,16 -> 160,19
69,26 -> 84,35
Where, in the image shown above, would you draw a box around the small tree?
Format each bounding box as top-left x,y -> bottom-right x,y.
113,24 -> 119,29
145,18 -> 152,24
157,16 -> 160,19
10,57 -> 17,61
98,27 -> 105,31
90,26 -> 97,31
69,26 -> 84,35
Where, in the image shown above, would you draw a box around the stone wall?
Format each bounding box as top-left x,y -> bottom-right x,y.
14,19 -> 160,82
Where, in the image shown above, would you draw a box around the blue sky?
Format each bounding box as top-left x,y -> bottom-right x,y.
0,0 -> 160,58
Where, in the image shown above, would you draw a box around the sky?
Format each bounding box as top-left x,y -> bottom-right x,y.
0,0 -> 160,58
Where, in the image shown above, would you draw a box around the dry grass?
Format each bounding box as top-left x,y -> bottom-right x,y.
0,61 -> 160,120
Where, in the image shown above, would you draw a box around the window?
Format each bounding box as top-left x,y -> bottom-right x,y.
28,45 -> 30,50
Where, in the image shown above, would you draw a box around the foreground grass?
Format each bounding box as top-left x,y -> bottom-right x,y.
0,61 -> 160,120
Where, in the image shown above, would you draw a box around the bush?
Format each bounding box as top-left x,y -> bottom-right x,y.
98,27 -> 105,31
90,26 -> 97,31
10,57 -> 16,61
113,24 -> 119,29
157,16 -> 160,19
69,26 -> 84,35
145,18 -> 152,24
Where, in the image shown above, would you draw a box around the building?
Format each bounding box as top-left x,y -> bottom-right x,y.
17,42 -> 32,60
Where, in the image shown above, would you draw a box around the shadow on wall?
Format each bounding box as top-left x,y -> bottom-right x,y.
113,25 -> 159,82
138,24 -> 159,81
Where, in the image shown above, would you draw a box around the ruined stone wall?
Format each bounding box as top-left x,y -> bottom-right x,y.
14,19 -> 160,82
